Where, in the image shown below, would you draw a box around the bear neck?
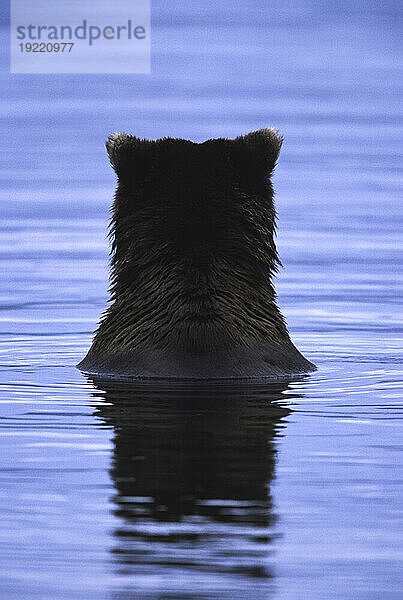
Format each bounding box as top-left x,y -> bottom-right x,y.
94,242 -> 290,354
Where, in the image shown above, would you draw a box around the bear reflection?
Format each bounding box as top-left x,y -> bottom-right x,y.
89,378 -> 299,588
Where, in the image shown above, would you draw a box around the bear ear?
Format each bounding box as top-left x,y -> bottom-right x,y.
231,127 -> 283,177
106,132 -> 154,179
106,132 -> 132,173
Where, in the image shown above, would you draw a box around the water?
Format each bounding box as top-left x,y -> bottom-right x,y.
1,1 -> 402,598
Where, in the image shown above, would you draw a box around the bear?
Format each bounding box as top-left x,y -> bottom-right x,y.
77,128 -> 316,379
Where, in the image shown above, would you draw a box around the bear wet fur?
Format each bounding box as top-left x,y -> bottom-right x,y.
78,128 -> 316,379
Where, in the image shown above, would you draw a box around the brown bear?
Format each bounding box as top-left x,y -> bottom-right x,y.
78,128 -> 315,378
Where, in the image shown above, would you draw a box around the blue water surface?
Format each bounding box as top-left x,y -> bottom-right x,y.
0,1 -> 402,598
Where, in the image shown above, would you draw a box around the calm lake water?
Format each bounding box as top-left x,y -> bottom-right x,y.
1,1 -> 402,598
